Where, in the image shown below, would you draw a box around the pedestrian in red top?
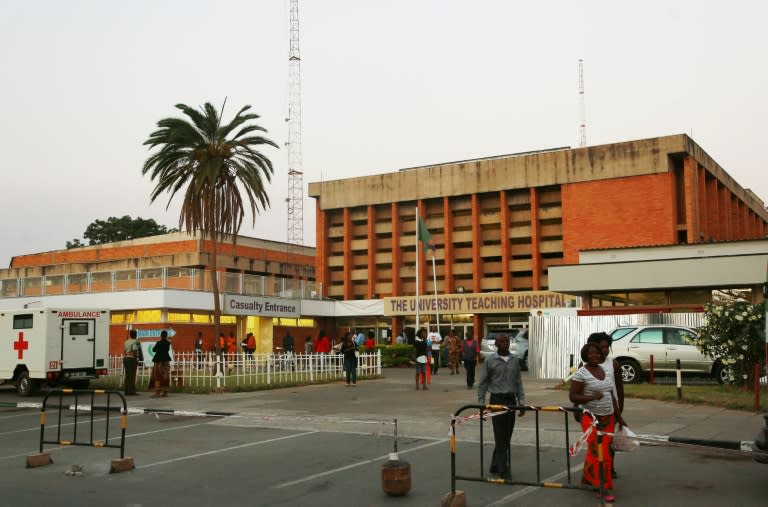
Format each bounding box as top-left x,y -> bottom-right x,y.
226,332 -> 237,355
315,331 -> 331,354
364,331 -> 376,353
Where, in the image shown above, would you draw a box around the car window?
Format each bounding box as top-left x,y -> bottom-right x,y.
665,329 -> 684,345
611,328 -> 635,340
633,328 -> 663,344
678,329 -> 697,345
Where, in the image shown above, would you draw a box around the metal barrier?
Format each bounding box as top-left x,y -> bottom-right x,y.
449,404 -> 604,499
39,389 -> 127,459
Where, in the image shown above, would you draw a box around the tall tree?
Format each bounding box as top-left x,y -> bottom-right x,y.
142,102 -> 277,352
66,215 -> 176,248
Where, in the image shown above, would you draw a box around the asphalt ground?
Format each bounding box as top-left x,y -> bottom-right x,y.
0,368 -> 766,506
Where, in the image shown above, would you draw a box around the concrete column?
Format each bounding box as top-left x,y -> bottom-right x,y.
316,203 -> 329,298
683,157 -> 699,243
367,205 -> 376,299
708,179 -> 720,240
500,190 -> 511,291
391,203 -> 401,296
530,188 -> 541,290
343,208 -> 352,300
471,193 -> 481,293
443,197 -> 454,293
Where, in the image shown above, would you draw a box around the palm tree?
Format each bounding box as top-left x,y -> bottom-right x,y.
142,102 -> 277,352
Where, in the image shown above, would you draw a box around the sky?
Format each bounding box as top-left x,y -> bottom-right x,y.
1,0 -> 767,268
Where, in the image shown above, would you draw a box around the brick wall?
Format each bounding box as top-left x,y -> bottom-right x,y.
561,173 -> 677,264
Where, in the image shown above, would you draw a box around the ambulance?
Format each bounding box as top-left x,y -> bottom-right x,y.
1,308 -> 110,396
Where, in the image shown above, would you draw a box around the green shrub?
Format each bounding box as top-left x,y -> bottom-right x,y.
377,344 -> 414,367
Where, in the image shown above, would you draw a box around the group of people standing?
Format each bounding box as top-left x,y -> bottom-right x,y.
467,329 -> 623,503
568,332 -> 625,503
122,329 -> 172,398
411,326 -> 482,390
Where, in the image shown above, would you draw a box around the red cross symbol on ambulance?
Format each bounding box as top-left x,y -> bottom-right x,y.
13,331 -> 29,360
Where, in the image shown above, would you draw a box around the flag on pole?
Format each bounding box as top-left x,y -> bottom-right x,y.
417,215 -> 435,254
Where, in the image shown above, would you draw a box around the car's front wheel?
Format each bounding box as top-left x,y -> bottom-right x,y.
619,359 -> 642,384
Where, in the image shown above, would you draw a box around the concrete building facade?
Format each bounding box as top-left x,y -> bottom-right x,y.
308,134 -> 768,336
0,232 -> 326,355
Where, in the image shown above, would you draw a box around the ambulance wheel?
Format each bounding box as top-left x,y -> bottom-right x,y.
16,371 -> 39,396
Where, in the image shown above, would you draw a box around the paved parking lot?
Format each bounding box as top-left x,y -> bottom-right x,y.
0,369 -> 766,506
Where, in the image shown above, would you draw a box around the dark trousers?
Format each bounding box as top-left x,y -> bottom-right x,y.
464,360 -> 477,387
489,393 -> 517,478
123,356 -> 138,394
344,356 -> 358,385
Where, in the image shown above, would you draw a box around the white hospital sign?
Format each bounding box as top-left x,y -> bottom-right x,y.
224,295 -> 301,318
383,291 -> 578,316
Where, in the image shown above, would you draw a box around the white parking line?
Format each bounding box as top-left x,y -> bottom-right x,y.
273,439 -> 446,489
0,419 -> 211,461
135,430 -> 318,469
483,463 -> 585,507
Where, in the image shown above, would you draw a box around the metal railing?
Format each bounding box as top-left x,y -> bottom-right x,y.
39,389 -> 128,459
0,268 -> 322,300
107,350 -> 382,389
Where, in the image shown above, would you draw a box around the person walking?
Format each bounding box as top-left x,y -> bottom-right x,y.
364,331 -> 376,353
427,325 -> 442,375
194,331 -> 204,369
151,330 -> 172,398
477,333 -> 525,480
462,334 -> 480,389
569,342 -> 619,502
246,332 -> 256,365
587,332 -> 625,479
444,329 -> 462,375
123,329 -> 140,395
340,332 -> 359,387
413,328 -> 429,390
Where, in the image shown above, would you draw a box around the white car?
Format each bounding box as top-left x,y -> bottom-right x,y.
609,325 -> 730,384
480,329 -> 528,370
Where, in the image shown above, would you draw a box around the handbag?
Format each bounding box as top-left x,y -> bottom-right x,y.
572,404 -> 582,423
613,426 -> 640,452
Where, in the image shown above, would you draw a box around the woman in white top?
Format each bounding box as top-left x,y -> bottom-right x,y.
569,342 -> 617,502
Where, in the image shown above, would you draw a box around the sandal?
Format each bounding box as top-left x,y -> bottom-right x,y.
596,492 -> 615,502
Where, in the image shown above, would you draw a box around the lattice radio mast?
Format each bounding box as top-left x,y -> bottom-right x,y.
578,59 -> 586,148
286,0 -> 304,247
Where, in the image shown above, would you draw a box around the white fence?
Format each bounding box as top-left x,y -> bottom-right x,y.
107,351 -> 382,389
528,313 -> 706,379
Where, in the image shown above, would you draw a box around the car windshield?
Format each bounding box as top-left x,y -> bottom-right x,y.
610,327 -> 635,340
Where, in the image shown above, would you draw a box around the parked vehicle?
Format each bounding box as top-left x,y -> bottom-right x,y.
0,307 -> 110,395
480,329 -> 529,371
608,325 -> 730,384
753,414 -> 768,464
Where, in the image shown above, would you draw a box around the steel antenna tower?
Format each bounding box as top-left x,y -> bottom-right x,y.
578,59 -> 586,148
286,0 -> 304,247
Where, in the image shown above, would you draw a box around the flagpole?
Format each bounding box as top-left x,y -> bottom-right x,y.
431,253 -> 439,333
415,207 -> 420,332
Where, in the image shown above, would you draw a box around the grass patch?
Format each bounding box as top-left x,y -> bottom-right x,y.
623,384 -> 768,412
91,375 -> 381,395
554,380 -> 768,412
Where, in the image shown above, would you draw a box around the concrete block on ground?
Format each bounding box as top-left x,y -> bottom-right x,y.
440,490 -> 466,507
110,457 -> 135,474
26,453 -> 52,468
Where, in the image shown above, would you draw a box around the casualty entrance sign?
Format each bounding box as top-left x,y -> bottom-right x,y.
383,291 -> 577,316
224,295 -> 301,318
